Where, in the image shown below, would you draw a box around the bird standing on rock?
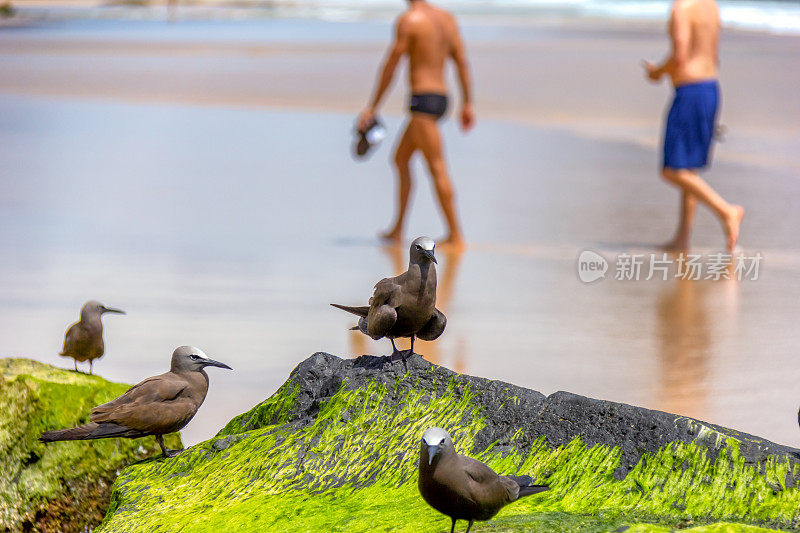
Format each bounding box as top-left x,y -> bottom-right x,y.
331,236 -> 446,362
41,346 -> 232,457
60,300 -> 125,374
418,427 -> 549,533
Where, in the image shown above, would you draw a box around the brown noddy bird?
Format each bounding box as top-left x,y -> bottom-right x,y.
418,427 -> 549,533
60,300 -> 126,374
40,346 -> 232,457
331,236 -> 446,362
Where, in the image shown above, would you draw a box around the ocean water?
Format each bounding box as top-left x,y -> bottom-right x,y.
304,0 -> 800,33
10,0 -> 800,34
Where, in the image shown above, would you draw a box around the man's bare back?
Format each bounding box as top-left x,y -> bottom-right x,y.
401,3 -> 456,94
358,0 -> 473,132
648,0 -> 720,87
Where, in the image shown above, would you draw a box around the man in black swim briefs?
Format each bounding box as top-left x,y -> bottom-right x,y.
409,93 -> 448,120
358,0 -> 473,250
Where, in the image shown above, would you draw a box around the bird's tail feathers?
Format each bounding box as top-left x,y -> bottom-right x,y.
506,475 -> 550,497
40,422 -> 142,442
518,484 -> 550,497
330,304 -> 369,318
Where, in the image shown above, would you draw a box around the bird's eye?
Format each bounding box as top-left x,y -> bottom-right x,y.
416,244 -> 421,249
190,354 -> 200,360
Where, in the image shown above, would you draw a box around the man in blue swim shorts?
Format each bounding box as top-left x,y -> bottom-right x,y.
645,0 -> 743,252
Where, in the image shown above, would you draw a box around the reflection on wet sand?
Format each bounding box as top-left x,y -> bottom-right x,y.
655,272 -> 739,421
348,244 -> 465,372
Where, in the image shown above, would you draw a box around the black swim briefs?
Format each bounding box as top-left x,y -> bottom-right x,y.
409,93 -> 448,120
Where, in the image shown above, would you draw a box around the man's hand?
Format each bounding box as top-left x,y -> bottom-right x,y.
357,108 -> 375,132
460,103 -> 475,132
643,61 -> 662,82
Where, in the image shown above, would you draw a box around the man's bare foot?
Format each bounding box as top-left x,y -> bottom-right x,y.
437,235 -> 466,252
660,237 -> 690,253
379,228 -> 403,244
723,205 -> 745,252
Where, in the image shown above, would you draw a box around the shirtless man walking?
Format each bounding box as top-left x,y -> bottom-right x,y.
645,0 -> 743,252
358,0 -> 473,250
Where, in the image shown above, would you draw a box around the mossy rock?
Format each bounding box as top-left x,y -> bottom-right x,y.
0,358 -> 181,532
99,353 -> 800,532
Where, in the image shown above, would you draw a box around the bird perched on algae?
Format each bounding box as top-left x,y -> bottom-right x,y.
418,427 -> 549,533
331,236 -> 446,362
41,346 -> 231,457
60,300 -> 125,374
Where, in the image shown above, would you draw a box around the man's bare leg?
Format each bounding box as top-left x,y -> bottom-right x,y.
662,168 -> 744,252
381,121 -> 417,244
663,191 -> 697,251
414,115 -> 465,250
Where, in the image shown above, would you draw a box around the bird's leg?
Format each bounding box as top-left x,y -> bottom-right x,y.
156,435 -> 181,458
156,435 -> 169,455
89,360 -> 93,375
396,335 -> 413,371
74,360 -> 78,372
464,520 -> 474,533
389,338 -> 402,362
450,517 -> 457,533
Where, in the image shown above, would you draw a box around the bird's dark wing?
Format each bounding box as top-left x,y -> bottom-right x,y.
366,305 -> 397,340
60,322 -> 88,356
416,308 -> 447,341
365,277 -> 400,339
461,455 -> 500,485
371,277 -> 399,307
90,373 -> 195,433
461,455 -> 516,504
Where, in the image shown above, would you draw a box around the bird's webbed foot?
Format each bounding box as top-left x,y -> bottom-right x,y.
156,435 -> 183,458
388,338 -> 404,362
389,349 -> 411,363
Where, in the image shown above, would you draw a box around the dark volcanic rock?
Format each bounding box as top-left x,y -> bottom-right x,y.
103,351 -> 800,532
236,352 -> 800,480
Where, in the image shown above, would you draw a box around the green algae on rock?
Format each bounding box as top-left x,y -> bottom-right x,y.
0,358 -> 181,532
99,353 -> 800,532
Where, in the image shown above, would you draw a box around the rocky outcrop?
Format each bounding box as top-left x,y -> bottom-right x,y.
99,353 -> 800,532
0,358 -> 181,532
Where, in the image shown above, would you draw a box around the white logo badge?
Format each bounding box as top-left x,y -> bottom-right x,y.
577,250 -> 608,283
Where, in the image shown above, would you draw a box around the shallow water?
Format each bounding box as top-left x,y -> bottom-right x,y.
1,92 -> 798,448
1,18 -> 799,448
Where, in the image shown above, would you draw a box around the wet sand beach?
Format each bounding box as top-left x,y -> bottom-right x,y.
0,15 -> 799,447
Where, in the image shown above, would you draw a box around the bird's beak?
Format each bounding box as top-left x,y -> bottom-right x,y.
101,306 -> 126,315
427,444 -> 440,465
421,249 -> 437,264
201,358 -> 232,370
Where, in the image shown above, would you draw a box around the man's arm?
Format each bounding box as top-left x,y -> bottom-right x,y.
358,16 -> 411,130
450,18 -> 474,131
645,2 -> 690,81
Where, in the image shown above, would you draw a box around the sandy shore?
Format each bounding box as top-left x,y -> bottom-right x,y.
0,15 -> 798,446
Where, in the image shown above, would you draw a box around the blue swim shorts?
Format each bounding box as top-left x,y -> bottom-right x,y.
662,80 -> 719,170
